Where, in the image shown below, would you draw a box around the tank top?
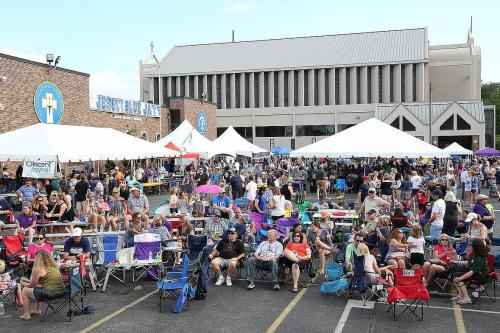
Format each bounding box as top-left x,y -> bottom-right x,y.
271,195 -> 285,217
39,266 -> 65,296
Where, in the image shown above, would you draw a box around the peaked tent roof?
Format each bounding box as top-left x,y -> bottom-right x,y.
290,118 -> 449,158
156,120 -> 234,158
474,147 -> 500,156
443,142 -> 473,155
0,123 -> 179,162
213,126 -> 268,157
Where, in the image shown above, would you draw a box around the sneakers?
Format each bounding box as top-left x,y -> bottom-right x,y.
247,282 -> 255,290
450,296 -> 462,302
273,283 -> 280,291
456,298 -> 472,305
226,276 -> 232,286
471,291 -> 479,298
215,275 -> 225,286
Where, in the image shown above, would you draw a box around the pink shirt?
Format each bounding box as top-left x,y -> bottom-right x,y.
28,243 -> 53,258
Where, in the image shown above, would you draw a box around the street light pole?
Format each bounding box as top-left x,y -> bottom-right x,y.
429,82 -> 432,145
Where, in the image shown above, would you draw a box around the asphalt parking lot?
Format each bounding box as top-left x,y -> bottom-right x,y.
2,191 -> 499,332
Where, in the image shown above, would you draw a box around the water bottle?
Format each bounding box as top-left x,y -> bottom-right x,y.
148,251 -> 152,261
0,301 -> 5,315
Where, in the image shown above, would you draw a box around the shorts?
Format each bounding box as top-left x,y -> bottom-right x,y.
212,257 -> 237,269
471,189 -> 477,193
430,223 -> 443,240
410,253 -> 425,266
284,258 -> 310,270
33,287 -> 64,300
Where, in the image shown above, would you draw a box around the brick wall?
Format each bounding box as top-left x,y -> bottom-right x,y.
167,97 -> 217,139
0,53 -> 163,141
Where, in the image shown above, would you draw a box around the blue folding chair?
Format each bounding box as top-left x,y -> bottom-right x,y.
335,179 -> 346,193
157,255 -> 194,313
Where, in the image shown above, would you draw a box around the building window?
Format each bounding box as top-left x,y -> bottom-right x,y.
412,64 -> 417,102
325,69 -> 330,105
255,126 -> 293,137
401,66 -> 405,102
378,67 -> 383,103
356,67 -> 361,104
156,133 -> 161,142
314,69 -> 319,106
274,71 -> 279,106
402,117 -> 415,131
390,117 -> 400,129
153,78 -> 159,104
189,76 -> 194,97
207,75 -> 213,102
264,72 -> 269,107
254,73 -> 260,107
216,75 -> 222,108
456,115 -> 471,130
225,74 -> 230,108
440,115 -> 454,130
169,109 -> 181,133
235,74 -> 241,108
141,133 -> 148,141
234,127 -> 253,138
484,108 -> 495,147
337,124 -> 354,132
197,76 -> 203,100
179,76 -> 185,97
293,70 -> 299,106
367,67 -> 372,104
284,71 -> 289,107
335,69 -> 340,105
345,68 -> 350,104
304,70 -> 309,106
244,73 -> 250,108
389,66 -> 394,102
296,125 -> 335,136
216,127 -> 227,137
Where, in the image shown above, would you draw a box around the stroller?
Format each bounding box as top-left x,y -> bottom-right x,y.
0,233 -> 29,278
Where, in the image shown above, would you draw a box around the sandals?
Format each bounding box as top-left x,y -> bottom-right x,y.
292,287 -> 299,293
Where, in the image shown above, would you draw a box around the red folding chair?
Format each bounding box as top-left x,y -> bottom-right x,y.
387,268 -> 429,321
467,254 -> 498,303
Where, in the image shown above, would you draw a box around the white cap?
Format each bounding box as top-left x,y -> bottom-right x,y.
72,227 -> 83,237
368,188 -> 376,193
465,212 -> 479,223
130,187 -> 141,192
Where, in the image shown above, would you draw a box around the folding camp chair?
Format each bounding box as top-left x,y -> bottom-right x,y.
132,233 -> 162,281
467,254 -> 498,303
39,263 -> 85,322
387,268 -> 429,321
1,234 -> 29,278
93,234 -> 123,289
157,254 -> 195,313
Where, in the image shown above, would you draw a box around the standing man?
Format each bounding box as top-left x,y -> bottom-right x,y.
245,175 -> 257,207
230,170 -> 243,200
127,187 -> 150,229
194,167 -> 209,186
15,178 -> 39,208
74,175 -> 89,218
356,176 -> 370,205
428,189 -> 446,240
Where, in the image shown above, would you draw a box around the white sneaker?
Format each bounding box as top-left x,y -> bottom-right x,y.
226,276 -> 232,286
215,275 -> 225,286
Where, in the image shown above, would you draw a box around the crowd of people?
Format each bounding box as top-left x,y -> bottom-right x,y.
0,154 -> 498,320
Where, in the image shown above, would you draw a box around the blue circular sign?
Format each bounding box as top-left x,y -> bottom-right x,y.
34,82 -> 64,124
196,111 -> 207,135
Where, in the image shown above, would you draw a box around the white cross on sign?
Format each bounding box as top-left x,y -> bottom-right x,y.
41,92 -> 57,124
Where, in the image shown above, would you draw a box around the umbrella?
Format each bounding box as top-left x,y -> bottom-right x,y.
271,146 -> 292,155
195,184 -> 222,194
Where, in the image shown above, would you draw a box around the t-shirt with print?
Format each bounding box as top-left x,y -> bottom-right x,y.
216,239 -> 244,259
63,237 -> 91,257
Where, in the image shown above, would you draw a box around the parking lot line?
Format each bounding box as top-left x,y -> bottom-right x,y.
79,290 -> 157,333
265,277 -> 317,333
334,299 -> 375,333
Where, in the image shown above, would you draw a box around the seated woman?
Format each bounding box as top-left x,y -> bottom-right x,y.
27,234 -> 53,262
283,223 -> 307,244
17,204 -> 37,244
176,215 -> 194,262
283,232 -> 312,293
356,243 -> 393,286
407,224 -> 426,268
85,193 -> 106,232
451,239 -> 491,304
31,195 -> 48,219
385,228 -> 412,269
17,250 -> 65,321
422,233 -> 455,284
390,208 -> 409,229
148,215 -> 172,244
307,221 -> 334,275
462,212 -> 488,246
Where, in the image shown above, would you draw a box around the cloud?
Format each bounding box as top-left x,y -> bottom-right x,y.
0,47 -> 46,63
89,69 -> 139,105
222,3 -> 252,15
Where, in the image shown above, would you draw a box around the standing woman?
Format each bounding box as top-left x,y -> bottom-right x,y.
253,187 -> 267,214
18,250 -> 65,320
60,187 -> 76,222
269,187 -> 285,223
169,186 -> 180,214
442,191 -> 461,236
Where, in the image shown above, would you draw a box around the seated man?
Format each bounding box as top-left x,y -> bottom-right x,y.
212,189 -> 232,219
0,196 -> 13,226
246,229 -> 283,291
362,209 -> 379,237
344,232 -> 365,271
127,187 -> 150,229
209,228 -> 245,287
204,212 -> 228,243
313,194 -> 330,210
63,227 -> 91,261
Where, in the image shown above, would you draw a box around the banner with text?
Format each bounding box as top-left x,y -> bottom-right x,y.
22,160 -> 56,179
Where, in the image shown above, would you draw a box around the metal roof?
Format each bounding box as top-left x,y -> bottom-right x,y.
375,101 -> 485,125
157,28 -> 429,76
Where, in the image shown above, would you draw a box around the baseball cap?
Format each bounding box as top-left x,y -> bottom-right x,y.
367,209 -> 377,215
465,212 -> 479,223
130,187 -> 141,192
313,213 -> 322,219
363,176 -> 369,181
218,188 -> 226,194
228,228 -> 237,234
477,194 -> 489,200
321,211 -> 330,218
72,227 -> 83,237
431,189 -> 443,197
368,188 -> 376,193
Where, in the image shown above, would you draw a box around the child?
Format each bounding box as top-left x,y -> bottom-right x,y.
407,224 -> 425,268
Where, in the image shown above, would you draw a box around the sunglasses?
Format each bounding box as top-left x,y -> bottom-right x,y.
441,239 -> 449,242
36,237 -> 44,240
354,239 -> 364,243
293,235 -> 301,238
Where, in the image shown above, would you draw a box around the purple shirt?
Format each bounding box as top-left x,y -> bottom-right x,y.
18,213 -> 37,229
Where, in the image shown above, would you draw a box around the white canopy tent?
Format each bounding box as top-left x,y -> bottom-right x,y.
442,142 -> 473,156
156,120 -> 234,158
0,123 -> 179,162
290,118 -> 450,158
213,126 -> 268,157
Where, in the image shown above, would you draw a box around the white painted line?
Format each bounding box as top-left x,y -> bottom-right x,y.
334,299 -> 375,333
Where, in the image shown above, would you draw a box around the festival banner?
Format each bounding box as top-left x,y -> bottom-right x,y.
22,160 -> 56,179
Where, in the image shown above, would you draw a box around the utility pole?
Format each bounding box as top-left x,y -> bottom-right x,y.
429,82 -> 432,145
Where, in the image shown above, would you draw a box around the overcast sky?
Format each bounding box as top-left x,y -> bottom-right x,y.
2,0 -> 499,100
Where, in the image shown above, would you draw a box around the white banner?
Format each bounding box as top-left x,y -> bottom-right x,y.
22,160 -> 56,179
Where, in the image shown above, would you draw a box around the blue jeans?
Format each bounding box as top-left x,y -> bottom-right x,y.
245,257 -> 278,283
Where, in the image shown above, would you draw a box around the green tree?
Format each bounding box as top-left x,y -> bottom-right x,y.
126,126 -> 138,137
481,82 -> 500,148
